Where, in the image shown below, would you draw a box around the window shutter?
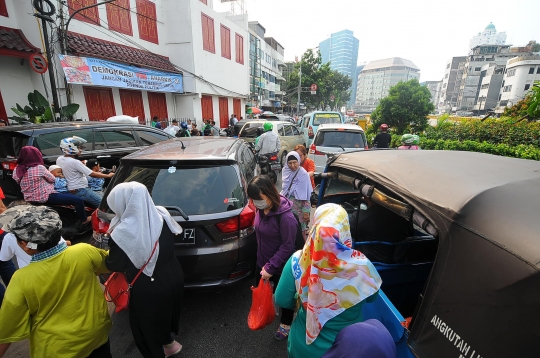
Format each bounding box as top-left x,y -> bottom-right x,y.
69,0 -> 100,24
106,0 -> 132,36
202,14 -> 215,53
0,0 -> 8,17
221,25 -> 230,59
137,0 -> 158,44
235,33 -> 244,64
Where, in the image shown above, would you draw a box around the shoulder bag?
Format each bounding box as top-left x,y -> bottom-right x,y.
284,169 -> 300,198
104,240 -> 159,313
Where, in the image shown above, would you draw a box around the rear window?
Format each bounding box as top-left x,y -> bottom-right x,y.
314,130 -> 365,149
113,165 -> 245,215
34,129 -> 94,157
239,123 -> 263,138
313,113 -> 342,126
0,133 -> 29,158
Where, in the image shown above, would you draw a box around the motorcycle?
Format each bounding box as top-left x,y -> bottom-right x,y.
257,152 -> 280,184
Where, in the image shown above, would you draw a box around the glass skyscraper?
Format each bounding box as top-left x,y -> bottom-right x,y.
319,30 -> 360,107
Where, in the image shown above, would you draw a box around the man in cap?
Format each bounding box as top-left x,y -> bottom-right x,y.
0,206 -> 112,358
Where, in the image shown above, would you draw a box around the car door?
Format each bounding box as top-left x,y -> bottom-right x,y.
134,128 -> 172,147
92,127 -> 139,169
33,128 -> 95,166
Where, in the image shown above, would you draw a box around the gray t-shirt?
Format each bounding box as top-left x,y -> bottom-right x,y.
56,156 -> 93,190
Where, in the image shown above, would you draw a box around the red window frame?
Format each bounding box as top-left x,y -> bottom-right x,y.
235,33 -> 244,64
233,98 -> 241,120
119,89 -> 146,124
148,92 -> 168,121
218,97 -> 229,128
136,0 -> 158,44
201,13 -> 215,53
201,95 -> 213,121
83,87 -> 116,121
68,0 -> 100,25
220,25 -> 231,60
106,0 -> 132,36
0,0 -> 8,17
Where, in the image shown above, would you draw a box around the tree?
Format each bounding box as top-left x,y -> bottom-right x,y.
502,82 -> 540,121
370,79 -> 434,134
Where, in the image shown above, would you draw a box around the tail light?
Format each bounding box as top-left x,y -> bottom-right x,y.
308,126 -> 314,138
364,145 -> 369,150
309,143 -> 324,155
2,161 -> 17,171
91,209 -> 110,234
269,155 -> 277,161
215,205 -> 256,233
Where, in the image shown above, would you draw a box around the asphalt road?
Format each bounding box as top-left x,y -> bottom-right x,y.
5,176 -> 289,358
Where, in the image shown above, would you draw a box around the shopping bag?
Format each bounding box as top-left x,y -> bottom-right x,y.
247,277 -> 276,330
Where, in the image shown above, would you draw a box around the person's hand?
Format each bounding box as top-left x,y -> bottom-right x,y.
107,172 -> 115,178
260,267 -> 273,281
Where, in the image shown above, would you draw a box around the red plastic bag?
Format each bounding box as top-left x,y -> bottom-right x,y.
247,278 -> 276,330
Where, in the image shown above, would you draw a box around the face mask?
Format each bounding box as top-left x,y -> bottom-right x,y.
253,199 -> 269,210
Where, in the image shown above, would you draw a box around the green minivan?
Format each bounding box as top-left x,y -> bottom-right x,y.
298,111 -> 344,147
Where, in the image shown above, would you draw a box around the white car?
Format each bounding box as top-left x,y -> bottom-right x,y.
308,123 -> 368,174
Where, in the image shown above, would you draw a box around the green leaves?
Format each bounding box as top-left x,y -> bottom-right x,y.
9,90 -> 79,123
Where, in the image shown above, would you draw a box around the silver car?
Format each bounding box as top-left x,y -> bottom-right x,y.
308,123 -> 368,174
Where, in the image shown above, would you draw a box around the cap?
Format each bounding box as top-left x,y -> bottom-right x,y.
48,165 -> 61,172
0,205 -> 62,248
86,159 -> 99,169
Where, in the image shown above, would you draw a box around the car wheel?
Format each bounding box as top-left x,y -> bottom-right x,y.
281,151 -> 287,168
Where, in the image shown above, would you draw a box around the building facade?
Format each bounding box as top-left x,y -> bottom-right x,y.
319,30 -> 359,107
421,80 -> 442,107
0,0 -> 249,128
469,23 -> 506,51
437,56 -> 467,113
473,63 -> 505,113
495,55 -> 540,113
354,57 -> 420,113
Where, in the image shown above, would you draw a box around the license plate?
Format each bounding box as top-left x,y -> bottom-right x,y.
178,228 -> 195,244
270,163 -> 281,170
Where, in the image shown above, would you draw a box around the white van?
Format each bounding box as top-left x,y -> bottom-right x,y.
298,111 -> 344,147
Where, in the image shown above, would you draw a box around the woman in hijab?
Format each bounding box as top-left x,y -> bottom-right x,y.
280,151 -> 312,237
275,203 -> 383,358
105,182 -> 184,358
12,146 -> 89,223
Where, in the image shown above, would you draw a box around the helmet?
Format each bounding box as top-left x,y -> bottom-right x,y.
401,134 -> 414,145
60,136 -> 87,155
380,124 -> 389,131
412,135 -> 420,145
263,122 -> 273,131
180,122 -> 188,129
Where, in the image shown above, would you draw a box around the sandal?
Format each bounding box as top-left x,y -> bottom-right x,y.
274,324 -> 290,341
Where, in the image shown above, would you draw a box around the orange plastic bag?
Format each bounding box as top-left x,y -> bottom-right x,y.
247,278 -> 276,330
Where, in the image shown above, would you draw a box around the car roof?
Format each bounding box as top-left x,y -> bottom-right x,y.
0,122 -> 166,136
317,123 -> 364,131
122,137 -> 243,162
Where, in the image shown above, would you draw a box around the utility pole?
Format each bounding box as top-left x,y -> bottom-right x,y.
297,66 -> 302,117
57,0 -> 72,106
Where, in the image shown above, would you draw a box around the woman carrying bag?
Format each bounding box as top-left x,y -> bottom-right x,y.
247,175 -> 298,341
105,182 -> 184,358
280,152 -> 313,238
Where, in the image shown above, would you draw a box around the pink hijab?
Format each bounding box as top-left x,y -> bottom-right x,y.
15,146 -> 44,179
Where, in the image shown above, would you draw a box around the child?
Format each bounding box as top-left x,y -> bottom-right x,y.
86,159 -> 105,195
48,165 -> 68,193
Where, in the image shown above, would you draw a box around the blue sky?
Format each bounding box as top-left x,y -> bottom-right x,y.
215,0 -> 540,81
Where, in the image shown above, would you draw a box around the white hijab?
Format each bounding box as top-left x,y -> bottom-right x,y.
107,182 -> 183,276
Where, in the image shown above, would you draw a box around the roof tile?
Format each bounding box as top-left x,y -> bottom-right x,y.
0,26 -> 41,54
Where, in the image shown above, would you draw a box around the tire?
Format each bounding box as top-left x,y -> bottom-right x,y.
269,170 -> 277,184
281,151 -> 287,168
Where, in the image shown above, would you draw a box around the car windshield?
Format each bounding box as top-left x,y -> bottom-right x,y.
239,123 -> 263,138
113,165 -> 245,215
0,133 -> 29,158
314,130 -> 365,149
313,113 -> 342,125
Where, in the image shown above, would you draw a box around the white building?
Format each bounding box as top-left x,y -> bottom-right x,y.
0,0 -> 249,128
421,81 -> 442,107
469,23 -> 506,51
473,63 -> 505,113
355,57 -> 420,113
437,56 -> 467,113
496,55 -> 540,113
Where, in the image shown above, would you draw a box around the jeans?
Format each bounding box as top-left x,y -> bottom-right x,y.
46,192 -> 87,221
71,187 -> 103,208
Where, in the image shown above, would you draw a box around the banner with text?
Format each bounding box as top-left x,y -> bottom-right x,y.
58,55 -> 183,93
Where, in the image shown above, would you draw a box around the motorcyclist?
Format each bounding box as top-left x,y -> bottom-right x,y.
372,124 -> 391,148
56,136 -> 114,208
398,134 -> 421,150
176,122 -> 191,138
255,122 -> 281,157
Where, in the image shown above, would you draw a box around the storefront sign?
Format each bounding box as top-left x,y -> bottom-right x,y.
58,55 -> 183,93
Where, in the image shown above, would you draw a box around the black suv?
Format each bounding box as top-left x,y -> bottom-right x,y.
92,137 -> 258,289
0,122 -> 172,199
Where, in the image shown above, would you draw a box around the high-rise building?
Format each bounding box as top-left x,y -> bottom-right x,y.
355,57 -> 420,113
421,81 -> 442,107
319,30 -> 360,107
438,56 -> 467,113
469,23 -> 507,51
495,55 -> 540,113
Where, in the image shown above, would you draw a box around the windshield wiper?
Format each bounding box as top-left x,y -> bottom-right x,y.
163,206 -> 189,221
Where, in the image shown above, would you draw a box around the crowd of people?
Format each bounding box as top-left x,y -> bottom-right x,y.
152,114 -> 243,138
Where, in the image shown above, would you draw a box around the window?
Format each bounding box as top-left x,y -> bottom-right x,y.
220,25 -> 231,59
314,130 -> 366,149
474,67 -> 481,71
499,100 -> 508,106
445,74 -> 448,79
35,130 -> 94,157
292,126 -> 300,136
83,87 -> 116,121
507,69 -> 516,77
537,67 -> 540,74
277,124 -> 285,136
136,0 -> 158,44
0,0 -> 8,17
106,0 -> 132,36
201,13 -> 215,53
68,0 -> 99,25
135,130 -> 170,146
94,130 -> 137,149
524,84 -> 531,91
235,33 -> 244,64
529,67 -> 535,74
503,85 -> 512,92
284,125 -> 294,136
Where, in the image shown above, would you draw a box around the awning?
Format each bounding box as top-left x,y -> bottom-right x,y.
66,32 -> 180,74
0,26 -> 41,59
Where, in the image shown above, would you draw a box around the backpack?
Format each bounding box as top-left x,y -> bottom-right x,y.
176,129 -> 189,138
277,212 -> 305,251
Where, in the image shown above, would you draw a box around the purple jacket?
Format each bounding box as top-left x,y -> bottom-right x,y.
255,195 -> 297,275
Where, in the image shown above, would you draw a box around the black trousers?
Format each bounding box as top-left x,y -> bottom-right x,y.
87,340 -> 112,358
255,267 -> 294,326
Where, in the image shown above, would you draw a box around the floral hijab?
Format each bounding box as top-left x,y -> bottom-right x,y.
291,203 -> 382,345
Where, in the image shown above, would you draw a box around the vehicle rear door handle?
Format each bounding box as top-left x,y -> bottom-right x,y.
97,155 -> 111,158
